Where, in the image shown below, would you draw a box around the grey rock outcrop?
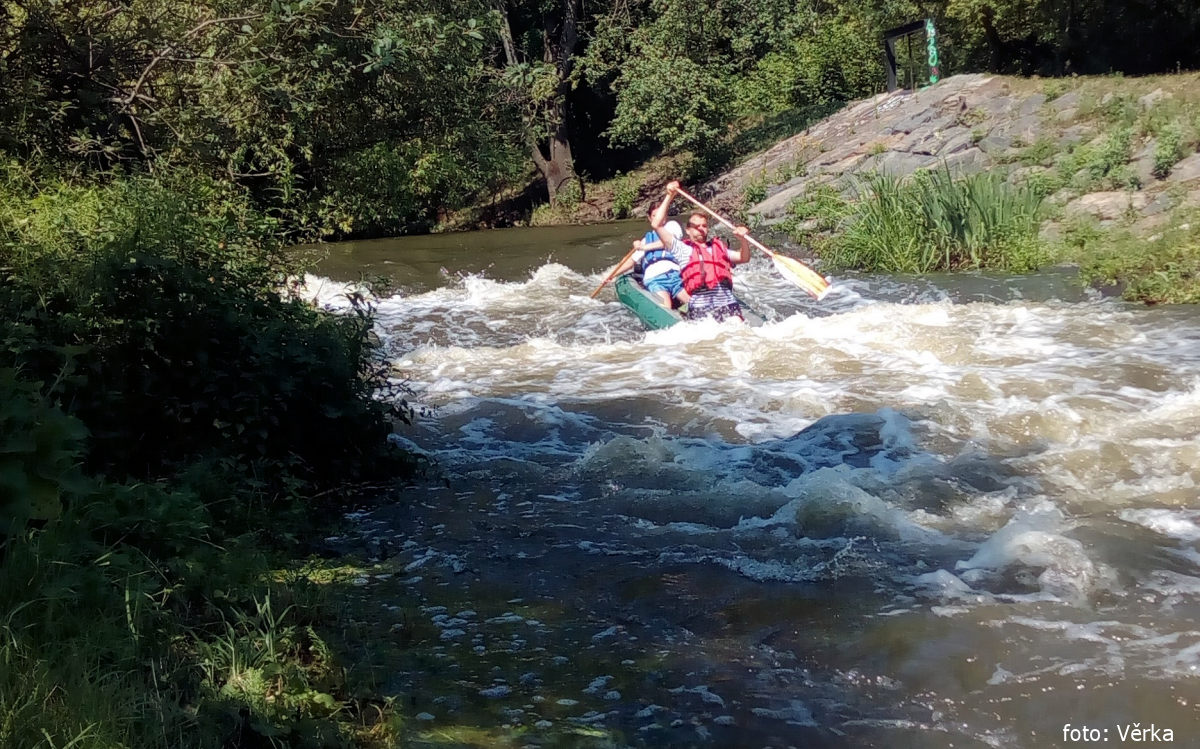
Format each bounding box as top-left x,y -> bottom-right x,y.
694,74 -> 1199,234
702,75 -> 1023,221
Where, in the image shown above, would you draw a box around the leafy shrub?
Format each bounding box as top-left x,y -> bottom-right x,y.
773,161 -> 807,183
743,174 -> 768,206
553,177 -> 583,209
1077,218 -> 1200,304
611,173 -> 639,219
791,16 -> 880,106
1042,80 -> 1073,102
529,202 -> 561,226
1136,97 -> 1194,141
1,171 -> 409,499
781,184 -> 852,241
605,51 -> 733,156
0,368 -> 89,536
1057,127 -> 1134,191
1153,124 -> 1185,178
0,165 -> 282,296
1100,92 -> 1138,126
1021,169 -> 1066,199
1020,137 -> 1060,166
311,134 -> 527,238
1091,127 -> 1134,179
75,255 -> 396,487
1057,213 -> 1107,254
0,168 -> 418,747
738,51 -> 803,115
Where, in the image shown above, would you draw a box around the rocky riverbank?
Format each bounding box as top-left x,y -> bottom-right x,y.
699,73 -> 1200,240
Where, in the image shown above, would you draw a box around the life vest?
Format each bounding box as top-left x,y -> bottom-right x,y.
680,237 -> 733,293
636,245 -> 676,275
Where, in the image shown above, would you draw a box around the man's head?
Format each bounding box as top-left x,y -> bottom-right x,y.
684,212 -> 708,242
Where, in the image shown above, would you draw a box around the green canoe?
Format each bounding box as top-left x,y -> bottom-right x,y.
614,274 -> 766,330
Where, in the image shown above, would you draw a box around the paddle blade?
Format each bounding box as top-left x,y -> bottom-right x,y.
771,253 -> 831,300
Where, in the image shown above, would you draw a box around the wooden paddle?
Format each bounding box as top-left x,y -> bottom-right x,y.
672,186 -> 831,300
589,244 -> 638,299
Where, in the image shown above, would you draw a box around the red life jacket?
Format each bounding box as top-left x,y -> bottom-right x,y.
680,237 -> 733,294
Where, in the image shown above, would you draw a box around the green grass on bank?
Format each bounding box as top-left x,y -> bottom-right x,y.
1070,212 -> 1200,304
1,162 -> 422,747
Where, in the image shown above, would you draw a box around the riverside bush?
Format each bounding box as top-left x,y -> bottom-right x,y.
0,168 -> 418,745
1058,127 -> 1136,190
1,169 -> 410,493
1153,124 -> 1185,178
611,173 -> 638,219
0,368 -> 90,535
781,184 -> 852,241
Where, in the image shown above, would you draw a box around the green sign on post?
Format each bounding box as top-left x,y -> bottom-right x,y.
926,19 -> 940,84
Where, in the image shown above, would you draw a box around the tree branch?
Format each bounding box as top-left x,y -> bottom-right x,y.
122,13 -> 264,108
493,0 -> 519,66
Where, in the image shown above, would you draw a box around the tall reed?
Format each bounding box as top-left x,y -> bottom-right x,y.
823,166 -> 1048,273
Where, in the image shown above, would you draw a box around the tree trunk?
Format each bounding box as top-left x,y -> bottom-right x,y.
493,0 -> 518,66
495,0 -> 581,204
531,83 -> 580,204
1060,0 -> 1077,73
979,6 -> 1007,72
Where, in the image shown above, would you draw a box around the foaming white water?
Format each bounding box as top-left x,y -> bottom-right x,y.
953,501 -> 1115,603
309,265 -> 1200,589
289,273 -> 370,310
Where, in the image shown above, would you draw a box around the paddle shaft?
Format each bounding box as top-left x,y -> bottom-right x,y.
589,245 -> 638,299
672,187 -> 778,258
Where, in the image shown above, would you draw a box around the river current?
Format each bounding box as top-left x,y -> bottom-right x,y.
298,223 -> 1200,747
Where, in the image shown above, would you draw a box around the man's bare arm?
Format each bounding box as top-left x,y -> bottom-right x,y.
731,225 -> 751,264
649,180 -> 680,238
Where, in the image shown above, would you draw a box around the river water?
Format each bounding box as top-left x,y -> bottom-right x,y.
298,223 -> 1200,748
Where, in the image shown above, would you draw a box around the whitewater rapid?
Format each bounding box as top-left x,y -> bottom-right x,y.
299,253 -> 1200,746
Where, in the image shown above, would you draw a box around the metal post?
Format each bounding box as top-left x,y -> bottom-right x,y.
885,37 -> 898,91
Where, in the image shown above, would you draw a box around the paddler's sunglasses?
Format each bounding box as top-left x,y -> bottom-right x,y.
688,221 -> 707,230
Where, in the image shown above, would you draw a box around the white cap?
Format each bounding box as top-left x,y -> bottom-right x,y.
663,220 -> 683,240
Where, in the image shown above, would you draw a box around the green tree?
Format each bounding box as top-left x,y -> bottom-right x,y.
0,0 -> 526,236
494,0 -> 588,204
581,0 -> 889,156
943,0 -> 1200,75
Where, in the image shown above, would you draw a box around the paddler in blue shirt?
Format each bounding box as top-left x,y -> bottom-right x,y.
611,219 -> 690,309
651,180 -> 751,322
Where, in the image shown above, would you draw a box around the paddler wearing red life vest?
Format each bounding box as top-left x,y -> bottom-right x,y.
649,180 -> 751,322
